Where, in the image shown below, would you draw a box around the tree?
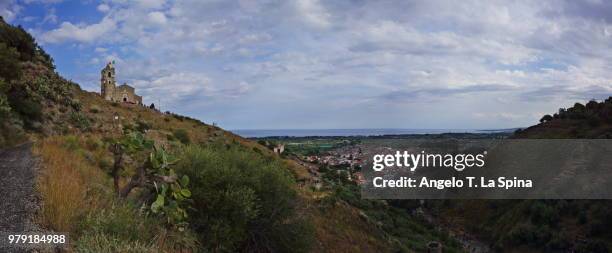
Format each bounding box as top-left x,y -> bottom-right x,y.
540,114 -> 553,123
0,42 -> 21,81
149,103 -> 155,109
586,100 -> 599,111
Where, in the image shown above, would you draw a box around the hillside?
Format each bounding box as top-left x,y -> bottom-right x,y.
0,17 -> 392,252
513,98 -> 612,139
439,99 -> 612,252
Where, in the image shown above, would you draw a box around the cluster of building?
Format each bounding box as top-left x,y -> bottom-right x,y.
306,145 -> 364,167
300,144 -> 367,184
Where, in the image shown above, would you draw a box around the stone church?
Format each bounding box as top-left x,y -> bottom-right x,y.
100,62 -> 142,105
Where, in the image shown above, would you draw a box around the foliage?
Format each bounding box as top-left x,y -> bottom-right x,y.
148,148 -> 192,230
0,42 -> 21,81
70,111 -> 91,129
0,19 -> 74,145
539,114 -> 552,123
176,144 -> 314,253
172,128 -> 191,144
78,203 -> 159,244
0,80 -> 10,117
89,105 -> 101,113
317,164 -> 462,252
0,17 -> 54,69
114,132 -> 193,230
136,119 -> 151,132
75,233 -> 157,253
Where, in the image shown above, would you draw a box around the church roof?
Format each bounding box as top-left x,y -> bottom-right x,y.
117,83 -> 133,88
116,83 -> 135,91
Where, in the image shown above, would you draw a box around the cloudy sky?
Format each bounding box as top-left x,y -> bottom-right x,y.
2,0 -> 612,130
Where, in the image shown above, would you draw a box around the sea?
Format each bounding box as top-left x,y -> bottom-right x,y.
231,128 -> 516,138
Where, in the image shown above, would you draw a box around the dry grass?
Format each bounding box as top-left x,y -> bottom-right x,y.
35,136 -> 108,233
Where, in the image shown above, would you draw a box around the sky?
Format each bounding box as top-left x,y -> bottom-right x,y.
2,0 -> 612,130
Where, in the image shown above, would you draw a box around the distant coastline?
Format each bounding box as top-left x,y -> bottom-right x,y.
232,128 -> 519,138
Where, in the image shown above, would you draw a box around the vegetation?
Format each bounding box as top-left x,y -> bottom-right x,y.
0,17 -> 75,147
451,98 -> 612,252
172,128 -> 191,145
36,136 -> 196,252
176,143 -> 314,252
257,137 -> 359,156
515,97 -> 612,138
316,162 -> 463,252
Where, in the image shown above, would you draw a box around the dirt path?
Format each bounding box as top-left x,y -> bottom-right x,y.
0,143 -> 46,252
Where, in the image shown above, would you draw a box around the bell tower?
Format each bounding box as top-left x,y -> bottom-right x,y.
101,61 -> 116,101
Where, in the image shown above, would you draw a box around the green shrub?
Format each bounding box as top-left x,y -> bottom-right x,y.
89,105 -> 101,113
166,134 -> 176,141
70,112 -> 91,130
176,144 -> 314,252
135,120 -> 151,133
0,90 -> 10,117
0,42 -> 21,81
70,98 -> 82,111
173,129 -> 190,144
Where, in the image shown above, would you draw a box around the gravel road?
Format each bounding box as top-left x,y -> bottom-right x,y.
0,143 -> 48,252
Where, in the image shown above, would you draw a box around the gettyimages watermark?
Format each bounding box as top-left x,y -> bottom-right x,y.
361,139 -> 612,199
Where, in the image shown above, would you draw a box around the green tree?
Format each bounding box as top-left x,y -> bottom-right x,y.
539,114 -> 553,123
0,42 -> 21,81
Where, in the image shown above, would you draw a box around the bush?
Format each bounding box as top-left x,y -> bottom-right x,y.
70,98 -> 82,111
89,105 -> 101,113
0,88 -> 11,117
7,88 -> 42,125
0,42 -> 21,81
173,129 -> 190,144
70,112 -> 91,130
176,144 -> 314,252
135,120 -> 151,133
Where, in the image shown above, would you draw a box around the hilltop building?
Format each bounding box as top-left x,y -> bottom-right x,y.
100,62 -> 142,105
273,144 -> 285,154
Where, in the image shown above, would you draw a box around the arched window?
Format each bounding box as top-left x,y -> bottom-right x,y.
108,72 -> 112,78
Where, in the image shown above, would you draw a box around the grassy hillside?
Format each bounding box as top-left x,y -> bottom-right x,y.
0,17 -> 392,252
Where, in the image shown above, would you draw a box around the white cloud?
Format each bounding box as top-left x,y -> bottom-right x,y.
135,0 -> 165,10
41,17 -> 116,43
294,0 -> 331,28
147,11 -> 166,25
22,0 -> 63,4
97,4 -> 110,13
0,0 -> 21,22
36,0 -> 612,128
